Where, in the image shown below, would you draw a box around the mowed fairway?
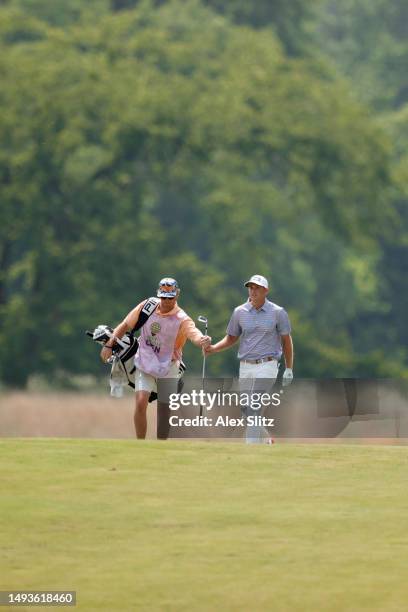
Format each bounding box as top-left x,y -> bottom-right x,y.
1,441 -> 408,611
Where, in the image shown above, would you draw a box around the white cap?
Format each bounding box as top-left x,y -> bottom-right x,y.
244,274 -> 269,289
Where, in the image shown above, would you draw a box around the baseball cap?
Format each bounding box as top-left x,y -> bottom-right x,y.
157,277 -> 179,298
244,274 -> 269,289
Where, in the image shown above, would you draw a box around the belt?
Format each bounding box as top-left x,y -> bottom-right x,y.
241,356 -> 277,365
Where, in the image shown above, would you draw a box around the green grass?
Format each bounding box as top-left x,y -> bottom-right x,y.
1,440 -> 408,611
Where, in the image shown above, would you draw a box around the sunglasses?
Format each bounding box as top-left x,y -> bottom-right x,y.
161,296 -> 176,300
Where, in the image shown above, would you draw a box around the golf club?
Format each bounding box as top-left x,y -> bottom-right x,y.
197,315 -> 208,417
197,315 -> 208,379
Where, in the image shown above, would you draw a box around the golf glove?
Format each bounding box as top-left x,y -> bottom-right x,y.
282,368 -> 293,387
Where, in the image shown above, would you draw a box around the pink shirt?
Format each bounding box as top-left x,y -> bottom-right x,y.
124,301 -> 203,377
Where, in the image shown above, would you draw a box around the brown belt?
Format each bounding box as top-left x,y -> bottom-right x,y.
241,356 -> 277,365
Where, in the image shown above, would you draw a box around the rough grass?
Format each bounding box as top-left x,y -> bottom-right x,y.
1,440 -> 408,611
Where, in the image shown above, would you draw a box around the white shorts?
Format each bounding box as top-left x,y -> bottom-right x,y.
134,361 -> 180,394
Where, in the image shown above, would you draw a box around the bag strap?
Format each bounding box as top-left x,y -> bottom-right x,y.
131,297 -> 159,333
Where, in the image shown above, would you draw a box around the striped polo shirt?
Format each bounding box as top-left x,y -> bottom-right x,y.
226,299 -> 291,361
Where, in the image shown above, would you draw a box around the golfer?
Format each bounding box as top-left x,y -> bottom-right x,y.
205,274 -> 294,443
101,278 -> 211,439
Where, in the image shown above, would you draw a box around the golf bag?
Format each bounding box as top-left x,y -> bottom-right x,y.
86,297 -> 185,399
86,324 -> 140,397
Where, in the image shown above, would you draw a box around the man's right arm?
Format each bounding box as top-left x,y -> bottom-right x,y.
205,334 -> 239,355
206,308 -> 241,355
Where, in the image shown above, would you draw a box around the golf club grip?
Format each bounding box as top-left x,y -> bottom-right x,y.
85,330 -> 93,337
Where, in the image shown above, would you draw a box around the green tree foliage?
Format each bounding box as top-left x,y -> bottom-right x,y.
316,0 -> 408,376
375,107 -> 408,357
15,0 -> 320,56
201,0 -> 321,55
109,0 -> 320,55
0,0 -> 110,26
0,0 -> 405,386
317,0 -> 408,110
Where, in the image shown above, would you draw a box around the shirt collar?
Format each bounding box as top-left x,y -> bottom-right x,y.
246,299 -> 268,312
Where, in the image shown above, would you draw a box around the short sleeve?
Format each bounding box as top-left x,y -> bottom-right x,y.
276,308 -> 291,335
226,308 -> 242,337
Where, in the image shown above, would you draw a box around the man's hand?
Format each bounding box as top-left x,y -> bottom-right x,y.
204,344 -> 216,355
100,345 -> 114,363
199,335 -> 212,349
282,368 -> 293,386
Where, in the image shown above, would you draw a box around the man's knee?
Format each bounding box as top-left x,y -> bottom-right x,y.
135,392 -> 150,412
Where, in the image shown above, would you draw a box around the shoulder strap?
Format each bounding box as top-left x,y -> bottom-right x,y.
131,297 -> 159,333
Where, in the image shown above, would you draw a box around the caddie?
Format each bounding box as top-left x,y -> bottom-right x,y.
101,278 -> 211,439
205,274 -> 294,443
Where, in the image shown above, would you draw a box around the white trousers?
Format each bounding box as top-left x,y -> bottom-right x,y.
239,360 -> 279,444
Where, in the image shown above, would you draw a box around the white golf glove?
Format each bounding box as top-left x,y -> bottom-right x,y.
282,368 -> 293,387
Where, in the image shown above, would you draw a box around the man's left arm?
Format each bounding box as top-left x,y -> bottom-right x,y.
182,318 -> 211,348
277,308 -> 294,386
281,334 -> 293,369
